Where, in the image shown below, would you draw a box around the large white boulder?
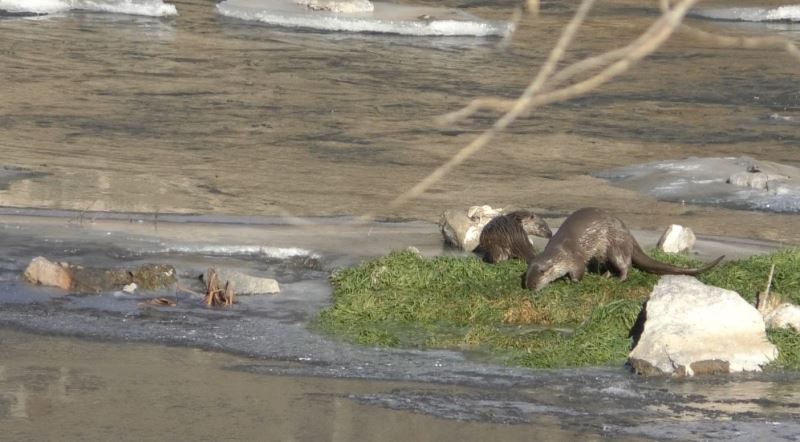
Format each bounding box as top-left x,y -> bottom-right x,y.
629,275 -> 777,376
656,224 -> 696,254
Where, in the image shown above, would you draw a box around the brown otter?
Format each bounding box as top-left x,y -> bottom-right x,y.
523,207 -> 724,291
479,210 -> 552,263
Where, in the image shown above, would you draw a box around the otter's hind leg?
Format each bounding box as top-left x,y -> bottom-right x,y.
608,248 -> 633,281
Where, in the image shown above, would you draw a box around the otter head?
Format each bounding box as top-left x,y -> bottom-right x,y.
523,261 -> 546,291
523,257 -> 566,292
508,210 -> 552,239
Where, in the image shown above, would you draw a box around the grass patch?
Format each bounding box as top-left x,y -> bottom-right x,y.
316,248 -> 800,369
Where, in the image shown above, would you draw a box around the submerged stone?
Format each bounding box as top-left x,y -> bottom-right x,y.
22,257 -> 177,294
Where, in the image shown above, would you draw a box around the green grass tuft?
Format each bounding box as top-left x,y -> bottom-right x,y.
316,248 -> 800,369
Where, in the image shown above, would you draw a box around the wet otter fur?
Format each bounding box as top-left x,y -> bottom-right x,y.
479,210 -> 553,263
524,208 -> 724,291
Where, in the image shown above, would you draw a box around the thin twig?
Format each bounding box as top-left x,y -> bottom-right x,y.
765,263 -> 776,297
678,24 -> 800,63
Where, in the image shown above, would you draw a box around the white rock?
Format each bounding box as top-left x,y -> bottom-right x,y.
23,257 -> 72,291
466,205 -> 503,223
122,283 -> 138,294
764,303 -> 800,331
204,269 -> 280,295
656,224 -> 696,253
629,275 -> 777,376
728,171 -> 771,190
440,205 -> 503,252
727,158 -> 793,191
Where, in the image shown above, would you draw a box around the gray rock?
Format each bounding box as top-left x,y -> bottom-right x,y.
727,157 -> 793,190
629,275 -> 777,376
204,269 -> 280,295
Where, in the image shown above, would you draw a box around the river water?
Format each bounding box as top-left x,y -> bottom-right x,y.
1,0 -> 799,440
0,0 -> 799,240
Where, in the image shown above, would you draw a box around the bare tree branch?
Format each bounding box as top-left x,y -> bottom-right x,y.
391,0 -> 700,210
677,24 -> 800,63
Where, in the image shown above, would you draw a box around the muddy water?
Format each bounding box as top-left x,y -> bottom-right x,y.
0,0 -> 798,242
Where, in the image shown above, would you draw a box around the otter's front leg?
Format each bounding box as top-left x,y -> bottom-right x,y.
568,264 -> 585,282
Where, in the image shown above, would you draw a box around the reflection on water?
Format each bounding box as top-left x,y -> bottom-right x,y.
0,329 -> 616,441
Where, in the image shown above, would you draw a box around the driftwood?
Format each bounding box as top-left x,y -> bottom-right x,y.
203,268 -> 235,306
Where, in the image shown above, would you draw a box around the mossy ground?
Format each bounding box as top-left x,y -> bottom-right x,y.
316,248 -> 800,369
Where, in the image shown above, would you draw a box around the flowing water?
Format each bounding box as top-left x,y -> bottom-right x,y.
1,0 -> 800,439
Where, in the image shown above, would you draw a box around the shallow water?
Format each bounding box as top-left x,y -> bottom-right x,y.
3,328 -> 627,442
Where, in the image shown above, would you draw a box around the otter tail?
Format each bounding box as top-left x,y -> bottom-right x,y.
631,242 -> 724,275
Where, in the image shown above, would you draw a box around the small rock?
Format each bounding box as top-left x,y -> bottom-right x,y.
203,269 -> 280,295
405,246 -> 422,256
656,224 -> 696,253
764,304 -> 800,331
122,283 -> 137,294
757,287 -> 800,331
629,275 -> 777,376
130,264 -> 176,290
23,257 -> 72,291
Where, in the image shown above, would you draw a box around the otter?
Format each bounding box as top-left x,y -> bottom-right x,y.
523,208 -> 724,291
479,210 -> 552,263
